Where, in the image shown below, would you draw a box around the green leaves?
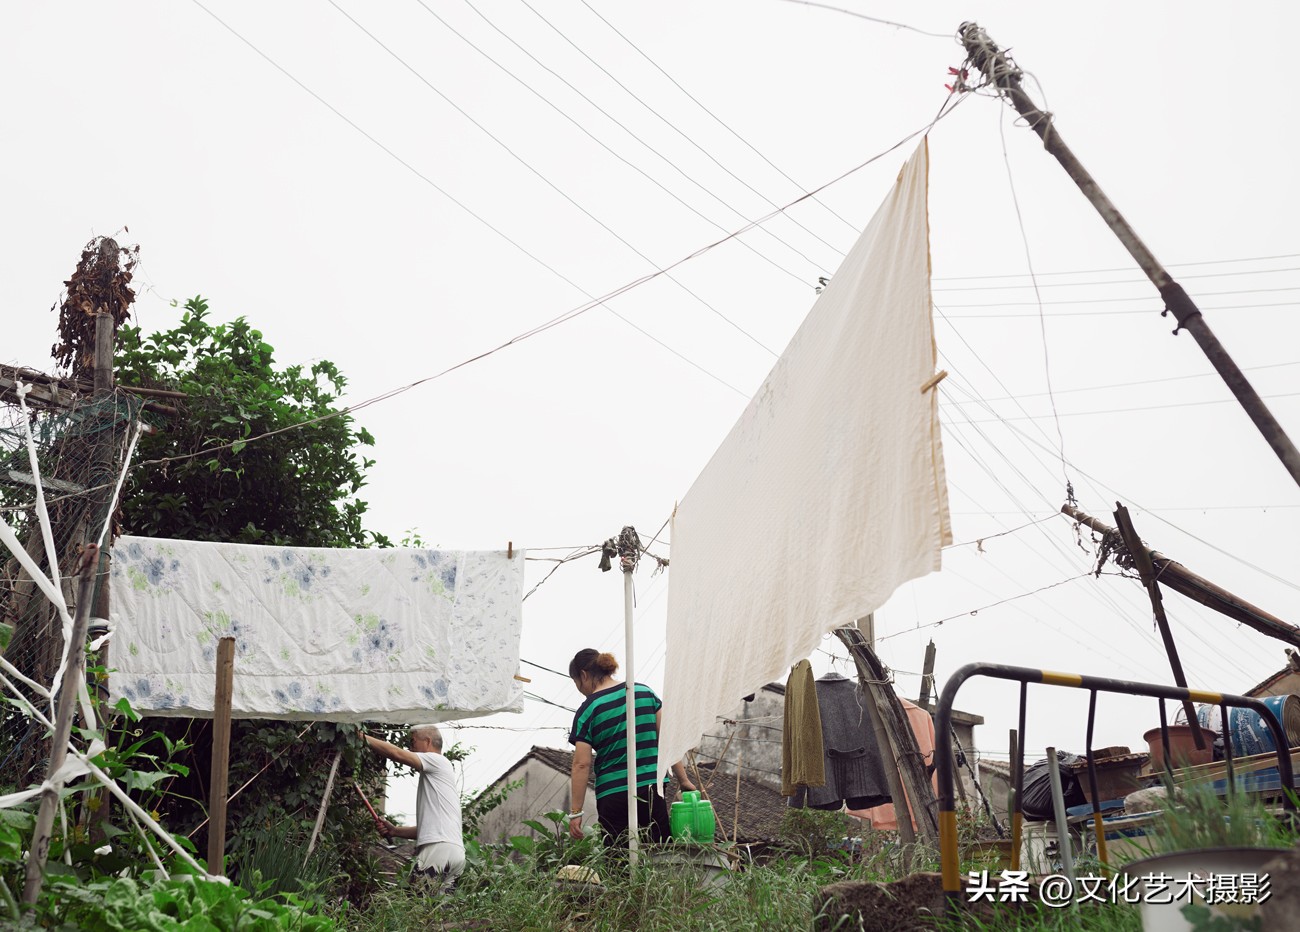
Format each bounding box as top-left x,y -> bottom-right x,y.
37,875 -> 338,931
116,296 -> 385,550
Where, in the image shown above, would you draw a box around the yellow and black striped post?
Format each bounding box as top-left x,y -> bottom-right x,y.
934,662 -> 1293,915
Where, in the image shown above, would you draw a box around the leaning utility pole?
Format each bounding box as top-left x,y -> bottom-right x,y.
1064,503 -> 1300,650
959,23 -> 1300,490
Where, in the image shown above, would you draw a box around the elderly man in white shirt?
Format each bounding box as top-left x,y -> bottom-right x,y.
361,724 -> 465,892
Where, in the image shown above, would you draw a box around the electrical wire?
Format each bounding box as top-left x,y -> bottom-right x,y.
769,0 -> 952,38
933,252 -> 1300,281
418,0 -> 814,289
514,0 -> 850,262
329,0 -> 779,363
933,264 -> 1300,292
998,105 -> 1067,487
941,285 -> 1300,307
576,0 -> 861,236
947,389 -> 1300,425
941,360 -> 1300,404
462,0 -> 833,279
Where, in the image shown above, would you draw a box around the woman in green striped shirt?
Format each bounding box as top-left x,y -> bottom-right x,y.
566,649 -> 694,845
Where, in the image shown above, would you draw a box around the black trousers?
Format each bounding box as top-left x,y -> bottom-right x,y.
595,785 -> 670,848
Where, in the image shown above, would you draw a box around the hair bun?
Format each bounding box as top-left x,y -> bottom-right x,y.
596,652 -> 619,674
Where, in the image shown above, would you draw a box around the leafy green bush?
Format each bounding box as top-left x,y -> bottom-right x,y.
36,874 -> 336,931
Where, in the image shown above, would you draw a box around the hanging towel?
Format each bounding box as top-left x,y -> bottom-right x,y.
108,536 -> 525,723
788,673 -> 892,810
658,140 -> 950,782
781,660 -> 825,795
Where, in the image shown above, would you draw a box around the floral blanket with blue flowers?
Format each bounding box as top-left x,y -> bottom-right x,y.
107,536 -> 525,723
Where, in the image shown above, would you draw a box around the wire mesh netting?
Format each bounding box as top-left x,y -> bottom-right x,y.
0,388 -> 143,788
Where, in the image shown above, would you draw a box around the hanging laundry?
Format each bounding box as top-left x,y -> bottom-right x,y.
781,659 -> 826,795
108,536 -> 525,723
849,697 -> 936,830
788,672 -> 892,811
658,140 -> 950,781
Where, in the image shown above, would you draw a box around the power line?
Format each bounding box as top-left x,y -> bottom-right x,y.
932,264 -> 1300,292
770,0 -> 952,38
933,252 -> 1300,282
417,0 -> 814,289
938,300 -> 1300,319
945,378 -> 1300,597
514,0 -> 850,262
998,105 -> 1067,487
576,0 -> 861,237
462,0 -> 833,278
325,0 -> 775,370
947,389 -> 1300,424
940,359 -> 1300,403
940,284 -> 1300,308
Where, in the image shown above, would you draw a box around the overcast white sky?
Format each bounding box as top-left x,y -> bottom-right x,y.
4,1 -> 1298,821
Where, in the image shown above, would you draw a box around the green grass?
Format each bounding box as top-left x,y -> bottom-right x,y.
342,853 -> 844,931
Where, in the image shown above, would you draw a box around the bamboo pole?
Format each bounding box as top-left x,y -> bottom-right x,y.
21,546 -> 99,904
959,22 -> 1300,489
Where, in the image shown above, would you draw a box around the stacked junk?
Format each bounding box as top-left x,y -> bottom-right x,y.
1018,694 -> 1300,868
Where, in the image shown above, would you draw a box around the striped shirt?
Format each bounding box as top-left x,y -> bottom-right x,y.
569,682 -> 663,800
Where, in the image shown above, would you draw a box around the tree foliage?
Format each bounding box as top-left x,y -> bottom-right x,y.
115,296 -> 388,549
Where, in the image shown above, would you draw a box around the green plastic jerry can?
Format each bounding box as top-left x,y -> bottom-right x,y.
670,790 -> 716,843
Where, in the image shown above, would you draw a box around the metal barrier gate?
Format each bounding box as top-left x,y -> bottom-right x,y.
934,662 -> 1296,911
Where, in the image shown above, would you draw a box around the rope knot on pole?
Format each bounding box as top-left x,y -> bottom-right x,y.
617,526 -> 640,574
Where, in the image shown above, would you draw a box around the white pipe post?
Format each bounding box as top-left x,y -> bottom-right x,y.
1045,748 -> 1076,893
623,568 -> 639,865
615,525 -> 641,866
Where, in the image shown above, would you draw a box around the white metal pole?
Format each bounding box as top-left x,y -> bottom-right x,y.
623,568 -> 639,865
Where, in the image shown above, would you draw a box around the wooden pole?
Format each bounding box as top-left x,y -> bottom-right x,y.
1063,503 -> 1300,648
21,546 -> 99,904
917,640 -> 937,708
1111,504 -> 1206,749
207,637 -> 236,876
88,311 -> 115,841
834,625 -> 939,847
959,22 -> 1300,489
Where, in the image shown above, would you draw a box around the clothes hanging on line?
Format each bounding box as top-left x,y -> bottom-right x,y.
788,672 -> 891,811
849,696 -> 935,829
780,659 -> 825,795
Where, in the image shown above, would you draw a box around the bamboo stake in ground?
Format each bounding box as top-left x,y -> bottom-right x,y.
21,545 -> 99,904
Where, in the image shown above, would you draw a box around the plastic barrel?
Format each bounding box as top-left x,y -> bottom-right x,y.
1181,695 -> 1300,757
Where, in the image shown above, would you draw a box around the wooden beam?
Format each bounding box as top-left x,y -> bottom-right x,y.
834,625 -> 940,846
207,638 -> 236,876
1063,503 -> 1300,648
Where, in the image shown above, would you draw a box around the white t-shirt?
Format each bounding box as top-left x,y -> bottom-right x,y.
413,752 -> 464,848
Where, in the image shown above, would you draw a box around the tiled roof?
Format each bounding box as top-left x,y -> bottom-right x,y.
486,746 -> 788,843
667,762 -> 788,844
